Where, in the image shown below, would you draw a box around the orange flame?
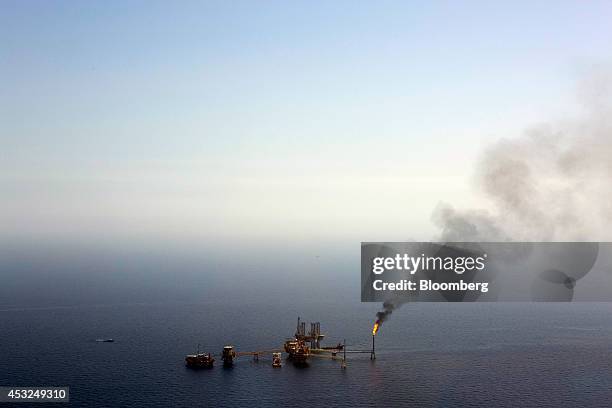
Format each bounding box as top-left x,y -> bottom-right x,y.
372,321 -> 380,336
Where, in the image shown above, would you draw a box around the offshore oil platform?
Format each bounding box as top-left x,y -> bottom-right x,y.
185,317 -> 376,369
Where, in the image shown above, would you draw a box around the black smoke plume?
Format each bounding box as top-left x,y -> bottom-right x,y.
375,300 -> 395,327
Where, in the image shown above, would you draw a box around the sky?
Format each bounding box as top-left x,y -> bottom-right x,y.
2,0 -> 612,252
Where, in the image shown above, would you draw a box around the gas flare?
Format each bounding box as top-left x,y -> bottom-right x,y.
371,300 -> 395,333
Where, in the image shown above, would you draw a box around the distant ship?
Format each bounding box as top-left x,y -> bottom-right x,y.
95,339 -> 114,343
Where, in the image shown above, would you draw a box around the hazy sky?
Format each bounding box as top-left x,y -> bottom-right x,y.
2,1 -> 612,248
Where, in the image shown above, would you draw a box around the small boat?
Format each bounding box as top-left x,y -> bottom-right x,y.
272,352 -> 282,368
95,339 -> 114,343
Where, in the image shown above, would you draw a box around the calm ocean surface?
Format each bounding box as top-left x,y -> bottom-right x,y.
2,301 -> 612,407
